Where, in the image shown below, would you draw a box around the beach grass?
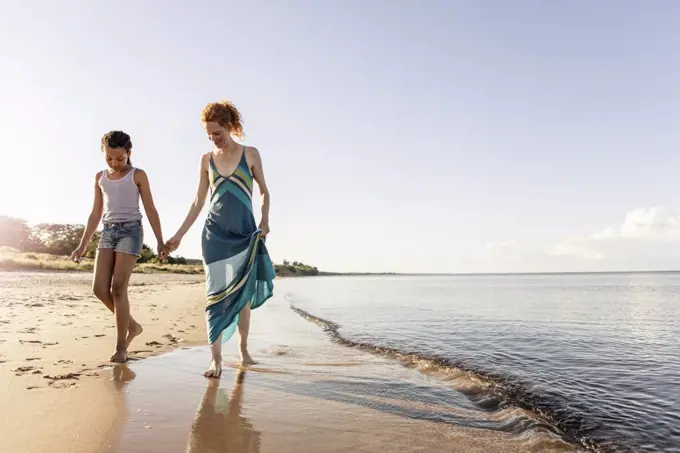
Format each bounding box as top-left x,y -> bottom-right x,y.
0,247 -> 204,274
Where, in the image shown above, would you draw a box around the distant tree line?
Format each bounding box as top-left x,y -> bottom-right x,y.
278,259 -> 319,276
0,216 -> 186,264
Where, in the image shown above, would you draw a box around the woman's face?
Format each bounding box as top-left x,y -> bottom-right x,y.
204,121 -> 230,148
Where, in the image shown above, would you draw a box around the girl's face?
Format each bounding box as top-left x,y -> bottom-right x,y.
204,121 -> 231,148
104,146 -> 130,171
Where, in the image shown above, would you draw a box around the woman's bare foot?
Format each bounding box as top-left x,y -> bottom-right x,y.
204,360 -> 222,378
126,322 -> 143,348
110,349 -> 128,363
240,349 -> 257,366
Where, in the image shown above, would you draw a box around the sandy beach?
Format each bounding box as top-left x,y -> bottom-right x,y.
0,272 -> 578,453
0,271 -> 207,453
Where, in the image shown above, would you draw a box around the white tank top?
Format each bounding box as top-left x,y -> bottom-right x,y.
99,168 -> 143,223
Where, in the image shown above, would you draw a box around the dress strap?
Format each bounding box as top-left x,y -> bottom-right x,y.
238,145 -> 249,169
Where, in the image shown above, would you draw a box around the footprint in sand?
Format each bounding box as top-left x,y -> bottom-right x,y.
145,341 -> 163,347
162,334 -> 179,344
44,373 -> 80,381
18,327 -> 37,334
13,366 -> 42,376
19,340 -> 42,344
26,357 -> 41,361
49,381 -> 76,389
94,334 -> 105,338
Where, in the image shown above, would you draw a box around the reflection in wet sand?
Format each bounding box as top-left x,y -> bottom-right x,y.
112,364 -> 137,389
186,371 -> 261,453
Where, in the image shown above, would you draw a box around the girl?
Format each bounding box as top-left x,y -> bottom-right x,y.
71,130 -> 166,363
166,100 -> 275,377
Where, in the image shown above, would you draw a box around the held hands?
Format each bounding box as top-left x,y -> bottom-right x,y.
165,234 -> 182,254
157,242 -> 169,262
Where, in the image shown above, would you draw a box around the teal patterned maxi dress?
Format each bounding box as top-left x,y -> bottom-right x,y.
202,147 -> 275,345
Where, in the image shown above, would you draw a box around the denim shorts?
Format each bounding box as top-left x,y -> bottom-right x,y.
98,220 -> 144,257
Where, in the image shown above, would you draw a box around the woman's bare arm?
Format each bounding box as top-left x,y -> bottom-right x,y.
248,147 -> 270,236
166,154 -> 211,251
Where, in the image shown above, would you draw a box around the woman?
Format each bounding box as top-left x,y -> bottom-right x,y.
166,100 -> 275,377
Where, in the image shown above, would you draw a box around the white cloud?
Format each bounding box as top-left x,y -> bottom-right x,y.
591,207 -> 680,241
485,207 -> 680,272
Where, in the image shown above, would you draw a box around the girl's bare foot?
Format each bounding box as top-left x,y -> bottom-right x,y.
204,360 -> 222,378
110,349 -> 128,363
126,322 -> 143,348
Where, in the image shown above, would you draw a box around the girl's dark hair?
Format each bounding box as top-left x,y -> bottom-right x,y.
101,130 -> 133,166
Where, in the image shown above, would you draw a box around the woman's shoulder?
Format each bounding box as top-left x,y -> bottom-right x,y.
244,145 -> 262,162
200,151 -> 212,169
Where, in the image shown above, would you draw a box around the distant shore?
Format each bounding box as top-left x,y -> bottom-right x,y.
0,249 -> 324,277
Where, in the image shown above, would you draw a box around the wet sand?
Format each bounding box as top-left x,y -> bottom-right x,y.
0,272 -> 581,453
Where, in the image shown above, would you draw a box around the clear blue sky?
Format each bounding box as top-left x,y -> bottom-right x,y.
2,1 -> 680,273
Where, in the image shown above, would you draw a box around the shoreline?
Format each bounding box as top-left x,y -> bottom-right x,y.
108,286 -> 548,453
1,271 -> 582,453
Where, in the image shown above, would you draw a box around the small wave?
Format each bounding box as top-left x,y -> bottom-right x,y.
290,304 -> 633,453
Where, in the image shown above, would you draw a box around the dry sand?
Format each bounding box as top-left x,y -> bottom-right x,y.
0,272 -> 579,453
0,271 -> 206,453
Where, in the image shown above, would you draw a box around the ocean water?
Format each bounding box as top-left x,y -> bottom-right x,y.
282,273 -> 680,453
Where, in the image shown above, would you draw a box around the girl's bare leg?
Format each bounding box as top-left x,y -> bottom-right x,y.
204,333 -> 223,378
92,249 -> 142,347
238,303 -> 256,365
109,252 -> 139,363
